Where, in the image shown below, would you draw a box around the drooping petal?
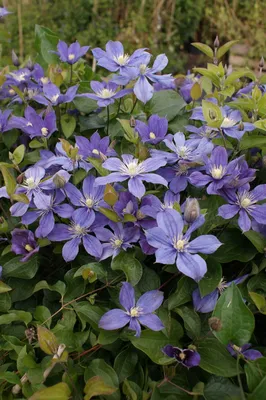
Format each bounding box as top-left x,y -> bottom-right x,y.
83,234 -> 102,259
243,349 -> 263,361
238,209 -> 251,232
136,290 -> 164,313
129,318 -> 141,337
36,211 -> 55,238
138,313 -> 164,331
183,350 -> 201,368
134,76 -> 154,104
162,345 -> 176,358
99,309 -> 130,330
119,282 -> 135,312
192,288 -> 219,313
62,237 -> 81,262
177,252 -> 207,282
128,177 -> 146,199
189,235 -> 222,254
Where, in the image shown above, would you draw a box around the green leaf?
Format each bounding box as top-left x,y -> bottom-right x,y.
138,267 -> 160,292
168,277 -> 196,310
3,255 -> 39,280
0,281 -> 12,293
216,40 -> 239,59
117,119 -> 138,144
244,357 -> 266,392
114,349 -> 138,383
2,129 -> 19,149
244,230 -> 266,253
248,376 -> 266,400
74,302 -> 105,331
191,42 -> 214,58
213,229 -> 256,263
98,207 -> 120,222
202,100 -> 223,128
175,306 -> 201,339
34,306 -> 52,327
225,69 -> 256,85
0,371 -> 21,385
122,380 -> 142,400
111,252 -> 143,286
60,114 -> 76,138
0,165 -> 16,196
0,310 -> 32,325
199,258 -> 222,297
88,157 -> 109,176
73,96 -> 97,114
74,262 -> 107,282
37,326 -> 58,355
0,292 -> 12,312
193,68 -> 220,87
84,376 -> 117,400
203,376 -> 241,399
147,90 -> 186,121
198,337 -> 239,377
29,382 -> 71,400
85,359 -> 119,400
212,283 -> 255,346
249,292 -> 266,314
12,144 -> 25,165
254,119 -> 266,132
240,134 -> 266,150
190,82 -> 202,100
35,25 -> 59,65
33,280 -> 66,296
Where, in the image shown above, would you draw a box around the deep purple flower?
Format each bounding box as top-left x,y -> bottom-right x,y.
75,131 -> 116,160
218,185 -> 266,232
94,222 -> 140,260
113,53 -> 174,103
0,110 -> 12,133
162,345 -> 200,368
22,191 -> 74,238
53,40 -> 89,64
11,229 -> 39,262
76,81 -> 132,107
64,175 -> 105,224
135,115 -> 168,144
33,83 -> 78,106
95,154 -> 168,199
47,211 -> 102,262
98,282 -> 164,337
10,106 -> 57,139
0,7 -> 12,18
193,275 -> 248,313
227,343 -> 262,361
146,209 -> 222,281
92,41 -> 148,72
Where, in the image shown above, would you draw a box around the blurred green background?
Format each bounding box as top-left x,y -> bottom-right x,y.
0,0 -> 265,72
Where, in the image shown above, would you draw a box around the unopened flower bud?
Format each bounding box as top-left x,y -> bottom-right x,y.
238,122 -> 244,131
214,35 -> 220,49
12,50 -> 20,67
259,56 -> 264,69
262,156 -> 266,168
53,174 -> 66,188
26,57 -> 34,71
209,110 -> 216,120
184,198 -> 200,224
17,173 -> 24,184
208,317 -> 222,331
130,115 -> 136,128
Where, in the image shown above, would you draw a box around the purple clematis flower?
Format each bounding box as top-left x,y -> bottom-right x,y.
113,53 -> 174,104
94,222 -> 140,260
98,282 -> 164,337
158,160 -> 197,194
140,191 -> 180,220
6,68 -> 32,86
186,125 -> 218,146
33,82 -> 78,106
92,41 -> 148,72
162,345 -> 201,368
47,211 -> 102,262
218,184 -> 266,232
95,154 -> 168,199
0,110 -> 13,133
178,73 -> 201,104
146,209 -> 222,281
0,7 -> 12,18
10,106 -> 57,139
22,191 -> 74,238
227,343 -> 262,361
76,81 -> 132,107
11,229 -> 39,262
189,146 -> 243,195
53,40 -> 89,64
193,275 -> 248,313
75,131 -> 116,160
220,109 -> 255,140
135,115 -> 168,144
64,175 -> 105,224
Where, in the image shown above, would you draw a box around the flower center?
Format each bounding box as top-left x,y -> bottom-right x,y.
96,88 -> 115,99
92,148 -> 100,155
149,132 -> 156,139
211,165 -> 224,179
136,210 -> 145,219
85,197 -> 94,208
130,306 -> 141,317
113,53 -> 130,66
139,64 -> 147,74
25,177 -> 37,189
41,127 -> 49,136
25,244 -> 33,252
127,161 -> 138,176
111,238 -> 123,248
178,146 -> 188,158
174,239 -> 186,251
40,77 -> 49,84
68,54 -> 75,61
221,117 -> 237,129
240,197 -> 252,208
179,352 -> 186,360
9,89 -> 15,95
72,224 -> 87,236
51,94 -> 59,103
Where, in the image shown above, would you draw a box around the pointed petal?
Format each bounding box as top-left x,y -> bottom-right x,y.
128,177 -> 146,199
138,313 -> 164,331
177,253 -> 207,282
62,237 -> 81,262
137,290 -> 164,313
83,234 -> 102,258
189,235 -> 222,254
99,309 -> 130,330
119,282 -> 135,312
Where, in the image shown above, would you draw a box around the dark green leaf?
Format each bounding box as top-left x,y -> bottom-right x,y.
147,90 -> 186,121
213,230 -> 256,263
114,349 -> 138,383
199,258 -> 222,297
111,252 -> 143,286
3,255 -> 39,280
204,376 -> 241,399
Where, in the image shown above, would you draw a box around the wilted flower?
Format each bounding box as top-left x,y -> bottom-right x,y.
135,115 -> 168,145
95,154 -> 168,199
99,282 -> 164,337
76,81 -> 132,107
146,209 -> 222,281
227,343 -> 262,361
53,40 -> 89,64
11,229 -> 39,262
162,345 -> 201,368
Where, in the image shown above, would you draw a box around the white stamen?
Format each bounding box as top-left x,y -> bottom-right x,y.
149,132 -> 156,139
211,165 -> 224,179
139,64 -> 147,74
41,77 -> 49,84
113,53 -> 130,66
96,88 -> 116,99
221,117 -> 237,129
92,149 -> 100,155
68,54 -> 75,61
51,94 -> 59,103
41,127 -> 49,136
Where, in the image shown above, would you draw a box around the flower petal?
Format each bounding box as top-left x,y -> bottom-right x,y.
145,227 -> 171,248
238,209 -> 251,232
119,282 -> 135,312
83,234 -> 102,259
189,235 -> 222,254
177,253 -> 207,282
99,309 -> 130,330
138,313 -> 164,331
137,290 -> 164,313
62,237 -> 81,262
128,177 -> 146,199
157,208 -> 183,239
129,318 -> 141,337
218,204 -> 239,219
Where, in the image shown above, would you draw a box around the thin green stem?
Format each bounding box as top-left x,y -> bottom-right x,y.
237,355 -> 246,400
131,98 -> 138,114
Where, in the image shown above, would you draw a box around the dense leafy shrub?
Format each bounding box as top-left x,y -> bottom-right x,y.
1,7 -> 266,400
